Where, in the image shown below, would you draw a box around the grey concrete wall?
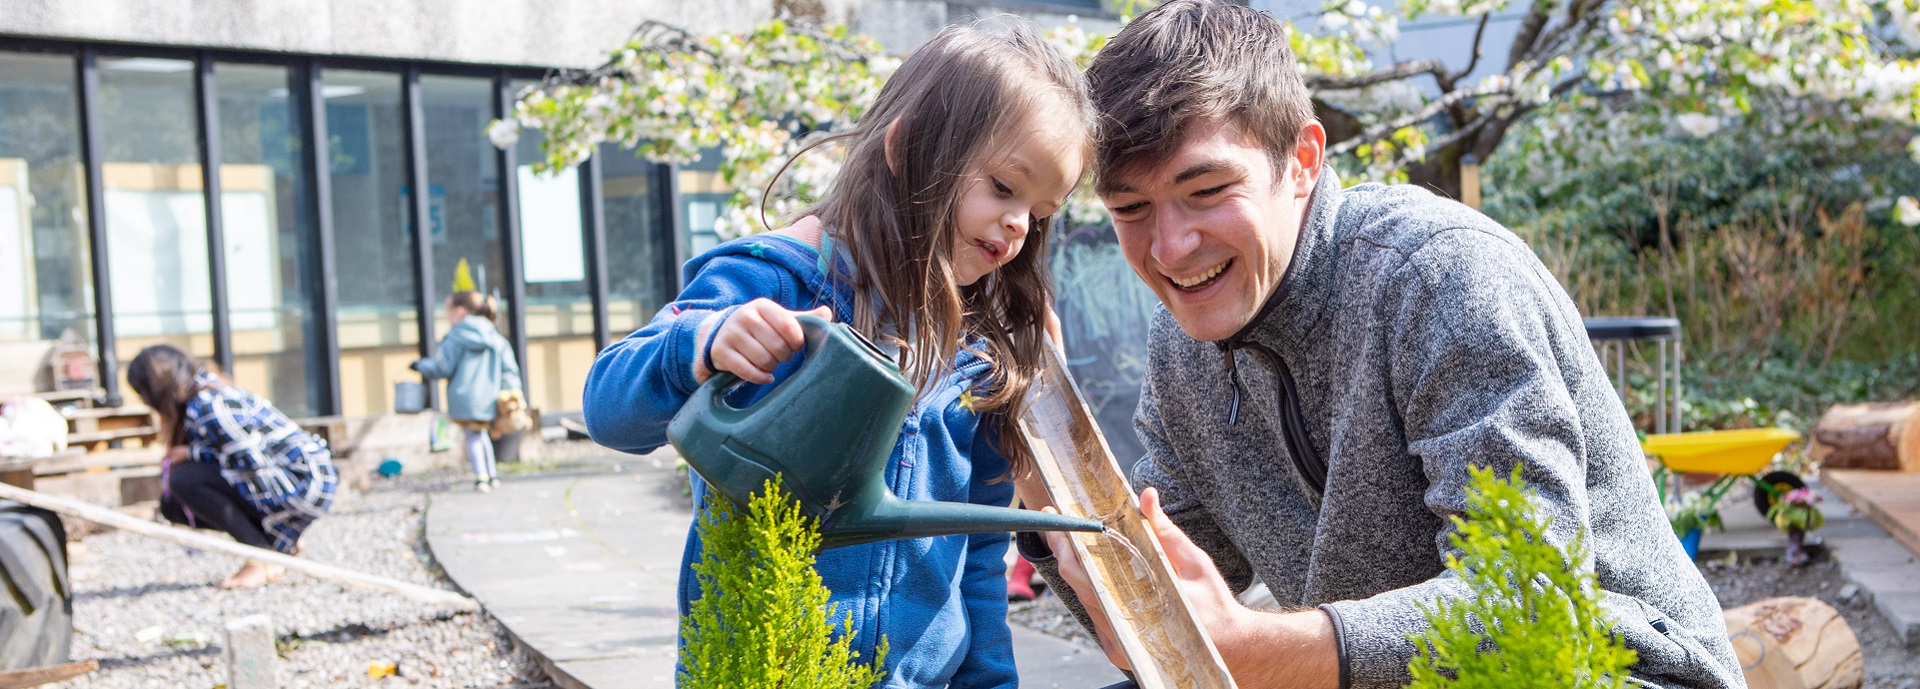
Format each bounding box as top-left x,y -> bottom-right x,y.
0,0 -> 781,68
0,0 -> 1116,67
855,0 -> 1118,54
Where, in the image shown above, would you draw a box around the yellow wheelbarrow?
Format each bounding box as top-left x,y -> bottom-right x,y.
1642,427 -> 1805,521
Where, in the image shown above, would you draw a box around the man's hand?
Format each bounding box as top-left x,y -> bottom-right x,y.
696,300 -> 832,385
1045,488 -> 1341,688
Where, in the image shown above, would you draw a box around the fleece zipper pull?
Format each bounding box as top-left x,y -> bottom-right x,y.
1223,346 -> 1245,425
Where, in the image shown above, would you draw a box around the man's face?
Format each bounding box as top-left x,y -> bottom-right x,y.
1099,118 -> 1323,342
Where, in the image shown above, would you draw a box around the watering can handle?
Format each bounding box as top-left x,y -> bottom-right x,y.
701,314 -> 834,408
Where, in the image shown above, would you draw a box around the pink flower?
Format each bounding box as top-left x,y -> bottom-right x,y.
1781,488 -> 1821,506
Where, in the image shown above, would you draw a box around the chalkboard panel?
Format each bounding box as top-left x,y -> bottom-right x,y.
1050,225 -> 1158,479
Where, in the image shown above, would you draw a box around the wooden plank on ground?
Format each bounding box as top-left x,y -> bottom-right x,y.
0,481 -> 479,611
0,660 -> 97,689
1018,344 -> 1236,689
1823,469 -> 1920,559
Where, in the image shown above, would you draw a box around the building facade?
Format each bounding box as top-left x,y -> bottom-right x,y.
0,0 -> 1112,420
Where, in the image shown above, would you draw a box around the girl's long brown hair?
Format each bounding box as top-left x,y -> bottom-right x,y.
127,344 -> 216,448
778,19 -> 1094,477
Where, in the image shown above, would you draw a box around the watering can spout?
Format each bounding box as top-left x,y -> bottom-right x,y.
822,495 -> 1106,550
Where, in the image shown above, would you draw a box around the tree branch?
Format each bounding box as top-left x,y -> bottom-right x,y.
1528,0 -> 1607,67
1328,83 -> 1512,156
1507,2 -> 1554,69
1446,13 -> 1495,86
1307,59 -> 1448,90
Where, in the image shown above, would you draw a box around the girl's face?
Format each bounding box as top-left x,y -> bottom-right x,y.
949,113 -> 1083,287
447,301 -> 468,323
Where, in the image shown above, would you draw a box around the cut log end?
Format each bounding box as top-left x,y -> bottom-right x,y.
1724,596 -> 1863,689
1809,402 -> 1919,472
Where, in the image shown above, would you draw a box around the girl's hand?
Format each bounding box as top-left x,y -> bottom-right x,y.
699,300 -> 833,385
162,445 -> 189,467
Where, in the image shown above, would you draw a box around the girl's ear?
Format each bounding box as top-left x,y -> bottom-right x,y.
883,116 -> 904,175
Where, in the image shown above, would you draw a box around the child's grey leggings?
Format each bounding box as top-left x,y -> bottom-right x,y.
465,428 -> 497,481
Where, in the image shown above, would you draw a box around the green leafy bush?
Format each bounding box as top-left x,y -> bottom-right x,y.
679,480 -> 887,689
1407,465 -> 1637,689
1666,491 -> 1723,538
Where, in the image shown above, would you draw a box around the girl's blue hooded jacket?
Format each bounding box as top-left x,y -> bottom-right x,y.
413,316 -> 522,422
582,234 -> 1017,688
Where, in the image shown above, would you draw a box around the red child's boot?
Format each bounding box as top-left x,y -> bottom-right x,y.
1007,557 -> 1037,601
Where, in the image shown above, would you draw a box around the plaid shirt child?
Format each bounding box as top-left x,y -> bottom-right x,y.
181,375 -> 339,553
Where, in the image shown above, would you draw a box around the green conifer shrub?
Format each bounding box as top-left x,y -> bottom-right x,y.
678,480 -> 887,688
1407,465 -> 1638,689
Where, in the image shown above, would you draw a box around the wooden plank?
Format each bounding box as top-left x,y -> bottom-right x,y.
0,660 -> 97,689
0,481 -> 479,611
61,405 -> 151,420
1018,344 -> 1236,689
24,388 -> 100,406
65,426 -> 155,446
32,447 -> 158,477
1823,469 -> 1920,559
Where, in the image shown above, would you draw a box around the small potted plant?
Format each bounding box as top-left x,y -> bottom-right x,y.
1766,487 -> 1824,566
1666,491 -> 1722,560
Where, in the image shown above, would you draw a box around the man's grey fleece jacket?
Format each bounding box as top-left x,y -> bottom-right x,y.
1021,171 -> 1744,689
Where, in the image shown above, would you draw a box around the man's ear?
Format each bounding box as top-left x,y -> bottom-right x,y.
883,116 -> 904,175
1291,120 -> 1327,197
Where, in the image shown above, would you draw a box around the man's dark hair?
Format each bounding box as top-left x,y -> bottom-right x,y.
1085,0 -> 1316,192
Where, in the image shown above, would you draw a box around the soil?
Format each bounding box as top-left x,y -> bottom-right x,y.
1010,555 -> 1920,688
1701,554 -> 1920,689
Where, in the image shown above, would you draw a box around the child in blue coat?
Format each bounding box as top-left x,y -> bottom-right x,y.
582,19 -> 1092,689
413,290 -> 523,492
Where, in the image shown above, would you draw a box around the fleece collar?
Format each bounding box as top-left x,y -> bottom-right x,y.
1225,167 -> 1346,352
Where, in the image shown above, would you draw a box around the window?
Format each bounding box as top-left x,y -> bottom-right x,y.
513,116 -> 593,414
0,51 -> 95,393
98,55 -> 215,392
215,62 -> 320,417
325,69 -> 416,417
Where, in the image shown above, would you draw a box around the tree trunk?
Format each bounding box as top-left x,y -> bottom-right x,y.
1723,597 -> 1864,689
1810,402 -> 1920,471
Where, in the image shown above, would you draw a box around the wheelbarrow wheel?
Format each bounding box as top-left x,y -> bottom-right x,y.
1753,471 -> 1807,519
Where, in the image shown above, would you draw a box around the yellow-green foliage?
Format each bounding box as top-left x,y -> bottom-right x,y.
679,480 -> 887,689
1407,466 -> 1638,689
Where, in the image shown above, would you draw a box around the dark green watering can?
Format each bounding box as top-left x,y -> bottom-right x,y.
667,315 -> 1105,550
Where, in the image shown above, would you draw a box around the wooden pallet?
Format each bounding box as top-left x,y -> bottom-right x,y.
1018,345 -> 1236,688
1823,468 -> 1920,558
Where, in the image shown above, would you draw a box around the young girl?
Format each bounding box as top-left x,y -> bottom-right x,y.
582,20 -> 1091,688
412,290 -> 523,493
128,345 -> 338,588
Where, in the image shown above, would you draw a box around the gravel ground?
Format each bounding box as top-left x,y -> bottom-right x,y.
1012,555 -> 1920,688
50,469 -> 554,689
1702,554 -> 1920,689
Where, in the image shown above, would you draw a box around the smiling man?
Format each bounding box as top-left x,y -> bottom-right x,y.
1019,2 -> 1747,688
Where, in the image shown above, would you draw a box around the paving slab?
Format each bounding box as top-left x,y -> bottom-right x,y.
1695,477 -> 1920,647
426,452 -> 1125,688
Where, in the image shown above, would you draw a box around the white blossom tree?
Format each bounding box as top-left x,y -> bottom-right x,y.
498,0 -> 1920,235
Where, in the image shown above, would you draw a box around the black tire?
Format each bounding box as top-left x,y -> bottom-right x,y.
1753,471 -> 1808,520
0,499 -> 71,670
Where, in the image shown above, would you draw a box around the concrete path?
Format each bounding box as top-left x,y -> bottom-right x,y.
1700,476 -> 1920,647
425,452 -> 1123,689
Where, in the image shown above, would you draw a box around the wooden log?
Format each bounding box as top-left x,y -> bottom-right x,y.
1018,344 -> 1236,689
1723,596 -> 1863,689
1809,402 -> 1920,471
0,660 -> 97,689
0,481 -> 479,612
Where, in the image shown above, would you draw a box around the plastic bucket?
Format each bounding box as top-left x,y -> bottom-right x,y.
394,381 -> 426,414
